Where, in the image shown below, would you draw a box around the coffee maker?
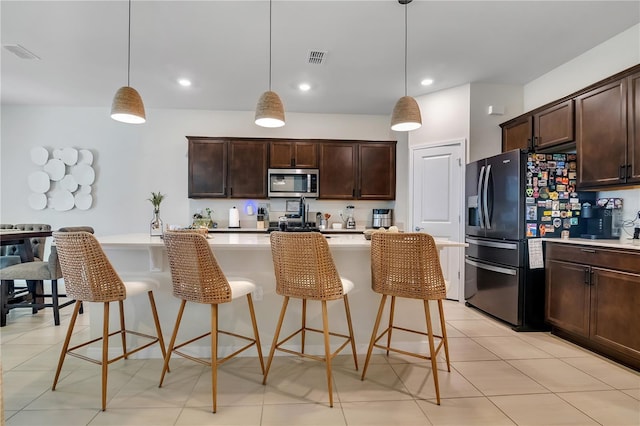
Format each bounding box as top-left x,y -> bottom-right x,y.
580,199 -> 623,239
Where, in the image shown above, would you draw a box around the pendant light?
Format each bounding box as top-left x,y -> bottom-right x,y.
111,0 -> 146,124
255,0 -> 285,128
390,0 -> 421,132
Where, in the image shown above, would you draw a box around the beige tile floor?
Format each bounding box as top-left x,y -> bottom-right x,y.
2,300 -> 639,425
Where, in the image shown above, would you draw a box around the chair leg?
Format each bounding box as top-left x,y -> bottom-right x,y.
361,294 -> 387,380
160,300 -> 187,387
321,300 -> 333,408
246,294 -> 265,374
51,279 -> 60,326
343,294 -> 358,371
118,300 -> 127,359
423,300 -> 440,405
211,303 -> 218,413
263,296 -> 289,385
386,296 -> 396,356
52,300 -> 82,390
301,298 -> 307,354
0,280 -> 9,327
147,291 -> 168,366
438,299 -> 451,372
101,302 -> 110,411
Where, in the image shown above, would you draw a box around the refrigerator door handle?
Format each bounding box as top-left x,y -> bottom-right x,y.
477,165 -> 486,229
465,237 -> 518,250
465,258 -> 517,276
483,164 -> 491,229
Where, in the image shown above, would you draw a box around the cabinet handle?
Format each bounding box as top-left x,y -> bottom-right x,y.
620,165 -> 626,180
627,164 -> 632,179
580,248 -> 596,253
290,158 -> 295,167
352,189 -> 356,197
230,187 -> 233,196
584,267 -> 590,284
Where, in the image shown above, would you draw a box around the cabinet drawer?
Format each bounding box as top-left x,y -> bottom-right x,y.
546,243 -> 640,274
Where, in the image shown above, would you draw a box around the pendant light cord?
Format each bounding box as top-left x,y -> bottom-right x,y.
403,1 -> 408,97
127,0 -> 132,87
268,0 -> 272,91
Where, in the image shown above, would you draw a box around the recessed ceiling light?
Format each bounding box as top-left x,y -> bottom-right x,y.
421,78 -> 434,86
178,78 -> 192,87
298,83 -> 311,92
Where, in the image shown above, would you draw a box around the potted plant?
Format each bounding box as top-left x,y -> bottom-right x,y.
148,191 -> 165,236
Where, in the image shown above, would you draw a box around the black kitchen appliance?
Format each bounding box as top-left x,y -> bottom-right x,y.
580,199 -> 623,239
465,149 -> 595,331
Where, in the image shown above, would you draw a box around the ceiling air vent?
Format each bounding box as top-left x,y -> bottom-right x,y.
307,50 -> 327,65
3,44 -> 40,60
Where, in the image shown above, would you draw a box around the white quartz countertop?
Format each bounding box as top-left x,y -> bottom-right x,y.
542,237 -> 640,251
97,232 -> 467,249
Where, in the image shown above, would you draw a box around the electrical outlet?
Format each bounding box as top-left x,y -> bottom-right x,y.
253,286 -> 263,301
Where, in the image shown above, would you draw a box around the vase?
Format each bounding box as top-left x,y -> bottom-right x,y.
150,209 -> 163,237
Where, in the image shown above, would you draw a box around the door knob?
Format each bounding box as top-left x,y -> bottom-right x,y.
415,226 -> 424,232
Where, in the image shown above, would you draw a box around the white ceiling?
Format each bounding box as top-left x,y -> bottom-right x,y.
1,1 -> 638,116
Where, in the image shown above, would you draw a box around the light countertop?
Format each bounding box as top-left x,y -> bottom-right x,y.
542,237 -> 640,251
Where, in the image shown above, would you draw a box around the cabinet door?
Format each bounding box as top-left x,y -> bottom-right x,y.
501,116 -> 532,152
269,141 -> 295,168
628,72 -> 640,184
545,259 -> 590,337
319,142 -> 357,199
576,79 -> 627,188
358,142 -> 396,200
534,100 -> 574,150
228,140 -> 268,198
590,267 -> 640,360
188,138 -> 227,198
293,142 -> 318,168
269,141 -> 318,168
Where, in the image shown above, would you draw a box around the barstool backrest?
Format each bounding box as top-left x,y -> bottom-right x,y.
270,231 -> 343,301
370,232 -> 446,300
53,231 -> 126,302
163,231 -> 231,304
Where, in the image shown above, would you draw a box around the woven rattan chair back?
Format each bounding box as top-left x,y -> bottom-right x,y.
370,232 -> 446,300
270,231 -> 343,301
163,231 -> 231,304
52,231 -> 126,303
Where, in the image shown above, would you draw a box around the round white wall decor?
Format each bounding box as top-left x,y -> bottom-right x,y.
28,147 -> 95,210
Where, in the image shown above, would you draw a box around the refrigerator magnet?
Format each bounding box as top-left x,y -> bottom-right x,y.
527,206 -> 537,221
538,224 -> 546,236
527,224 -> 538,237
553,218 -> 562,228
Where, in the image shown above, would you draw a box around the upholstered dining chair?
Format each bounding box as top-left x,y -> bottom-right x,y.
160,230 -> 264,413
264,231 -> 358,408
52,231 -> 167,411
0,226 -> 93,326
361,232 -> 451,405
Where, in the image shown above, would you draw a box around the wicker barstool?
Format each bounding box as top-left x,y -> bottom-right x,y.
264,231 -> 358,408
159,231 -> 264,413
361,232 -> 451,405
51,231 -> 167,411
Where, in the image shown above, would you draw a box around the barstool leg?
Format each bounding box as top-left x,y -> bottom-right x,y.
321,300 -> 333,408
101,302 -> 110,411
263,297 -> 289,385
343,295 -> 358,370
51,279 -> 60,326
246,294 -> 265,374
423,300 -> 440,405
301,298 -> 307,354
211,304 -> 218,413
118,300 -> 127,359
147,291 -> 168,367
160,300 -> 187,387
361,295 -> 387,380
438,299 -> 451,372
52,300 -> 82,390
386,296 -> 396,356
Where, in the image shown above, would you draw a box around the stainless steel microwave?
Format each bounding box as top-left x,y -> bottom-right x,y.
268,168 -> 319,198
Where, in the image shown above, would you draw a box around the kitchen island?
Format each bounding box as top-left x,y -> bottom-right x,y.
94,232 -> 465,359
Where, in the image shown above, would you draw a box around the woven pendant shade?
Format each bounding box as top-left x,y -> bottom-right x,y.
255,90 -> 285,128
111,86 -> 146,124
391,96 -> 421,131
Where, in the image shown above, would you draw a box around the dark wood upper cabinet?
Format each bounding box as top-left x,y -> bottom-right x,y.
576,79 -> 627,188
269,141 -> 318,168
318,140 -> 396,200
501,115 -> 532,152
628,71 -> 640,184
188,138 -> 227,198
228,140 -> 268,198
359,143 -> 396,200
533,99 -> 574,150
319,142 -> 358,199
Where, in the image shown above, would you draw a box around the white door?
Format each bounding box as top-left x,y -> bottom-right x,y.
410,140 -> 465,300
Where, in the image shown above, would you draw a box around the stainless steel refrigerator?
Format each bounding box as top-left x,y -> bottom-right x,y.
464,149 -> 593,331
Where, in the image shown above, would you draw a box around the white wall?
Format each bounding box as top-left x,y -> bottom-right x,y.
0,106 -> 397,235
524,23 -> 640,111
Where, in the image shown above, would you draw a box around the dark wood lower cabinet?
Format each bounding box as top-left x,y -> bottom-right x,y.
545,243 -> 640,370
